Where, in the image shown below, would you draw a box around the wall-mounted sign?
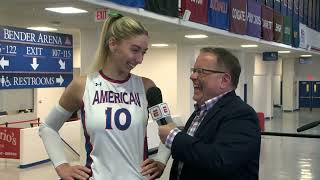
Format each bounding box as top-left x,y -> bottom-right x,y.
0,26 -> 73,89
262,52 -> 278,61
0,127 -> 20,159
299,57 -> 312,64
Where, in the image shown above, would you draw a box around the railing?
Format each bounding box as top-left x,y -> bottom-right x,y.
0,118 -> 40,127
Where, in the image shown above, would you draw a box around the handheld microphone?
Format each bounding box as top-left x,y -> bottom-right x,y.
146,87 -> 172,125
297,120 -> 320,132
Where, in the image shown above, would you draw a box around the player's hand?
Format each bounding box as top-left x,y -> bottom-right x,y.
141,158 -> 165,180
56,163 -> 91,180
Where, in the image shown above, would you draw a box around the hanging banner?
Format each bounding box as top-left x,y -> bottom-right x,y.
0,127 -> 20,159
311,0 -> 316,29
266,0 -> 273,8
281,0 -> 288,16
303,0 -> 308,24
208,0 -> 229,30
299,23 -> 307,49
317,0 -> 320,31
292,0 -> 300,47
287,0 -> 293,16
247,0 -> 261,38
256,0 -> 265,4
181,0 -> 209,24
261,5 -> 273,41
292,17 -> 300,47
307,0 -> 312,27
316,0 -> 320,31
299,23 -> 320,51
283,16 -> 292,45
145,0 -> 179,17
229,0 -> 247,35
293,0 -> 299,18
299,0 -> 304,22
274,0 -> 281,13
107,0 -> 144,8
273,12 -> 283,43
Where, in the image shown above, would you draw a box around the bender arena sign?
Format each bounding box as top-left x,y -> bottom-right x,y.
0,26 -> 73,89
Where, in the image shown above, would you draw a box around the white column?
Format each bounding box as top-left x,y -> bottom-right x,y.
80,27 -> 101,75
252,54 -> 275,118
176,45 -> 198,124
244,53 -> 256,107
282,58 -> 296,111
265,61 -> 275,118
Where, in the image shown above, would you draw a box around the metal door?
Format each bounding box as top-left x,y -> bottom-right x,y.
312,81 -> 320,108
299,81 -> 312,108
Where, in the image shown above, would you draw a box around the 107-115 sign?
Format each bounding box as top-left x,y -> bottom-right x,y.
52,49 -> 72,58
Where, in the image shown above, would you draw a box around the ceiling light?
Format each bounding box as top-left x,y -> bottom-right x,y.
151,44 -> 169,47
45,7 -> 88,14
27,27 -> 58,31
184,34 -> 208,39
241,44 -> 258,48
300,54 -> 312,57
278,51 -> 291,53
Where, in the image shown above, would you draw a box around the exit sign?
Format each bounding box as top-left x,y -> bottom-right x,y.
95,9 -> 108,22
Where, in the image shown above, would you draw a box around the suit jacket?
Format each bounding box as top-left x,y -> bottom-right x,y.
169,91 -> 261,180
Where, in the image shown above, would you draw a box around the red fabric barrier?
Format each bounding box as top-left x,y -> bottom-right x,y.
257,112 -> 265,132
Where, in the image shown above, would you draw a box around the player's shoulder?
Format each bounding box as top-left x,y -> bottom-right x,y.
70,75 -> 87,89
141,76 -> 156,92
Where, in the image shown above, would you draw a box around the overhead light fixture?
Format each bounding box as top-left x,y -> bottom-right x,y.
241,44 -> 258,48
151,44 -> 169,47
278,51 -> 291,54
300,54 -> 312,57
184,34 -> 208,39
45,7 -> 88,14
27,27 -> 58,31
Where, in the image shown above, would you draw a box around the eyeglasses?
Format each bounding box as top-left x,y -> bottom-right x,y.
190,67 -> 226,75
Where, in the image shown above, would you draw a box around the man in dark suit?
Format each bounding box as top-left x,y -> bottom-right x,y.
158,47 -> 261,180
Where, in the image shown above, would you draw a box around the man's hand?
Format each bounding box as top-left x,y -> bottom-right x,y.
141,159 -> 165,180
158,122 -> 176,144
56,163 -> 91,180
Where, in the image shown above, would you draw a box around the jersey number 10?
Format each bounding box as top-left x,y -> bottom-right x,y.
105,107 -> 131,130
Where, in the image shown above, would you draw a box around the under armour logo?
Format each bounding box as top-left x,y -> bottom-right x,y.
95,82 -> 102,86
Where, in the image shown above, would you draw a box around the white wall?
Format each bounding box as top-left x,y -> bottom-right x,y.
19,121 -> 81,167
36,88 -> 65,122
80,27 -> 101,75
295,57 -> 320,81
132,47 -> 178,115
73,46 -> 81,69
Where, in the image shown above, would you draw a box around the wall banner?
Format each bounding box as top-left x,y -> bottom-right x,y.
230,0 -> 247,35
261,5 -> 274,41
208,0 -> 230,30
247,0 -> 261,38
273,12 -> 284,43
0,127 -> 20,159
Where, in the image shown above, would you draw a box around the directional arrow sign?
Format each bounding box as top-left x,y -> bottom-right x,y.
59,59 -> 65,70
0,56 -> 9,69
56,75 -> 64,86
31,57 -> 39,70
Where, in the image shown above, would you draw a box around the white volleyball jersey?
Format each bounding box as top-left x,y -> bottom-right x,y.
80,71 -> 149,180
